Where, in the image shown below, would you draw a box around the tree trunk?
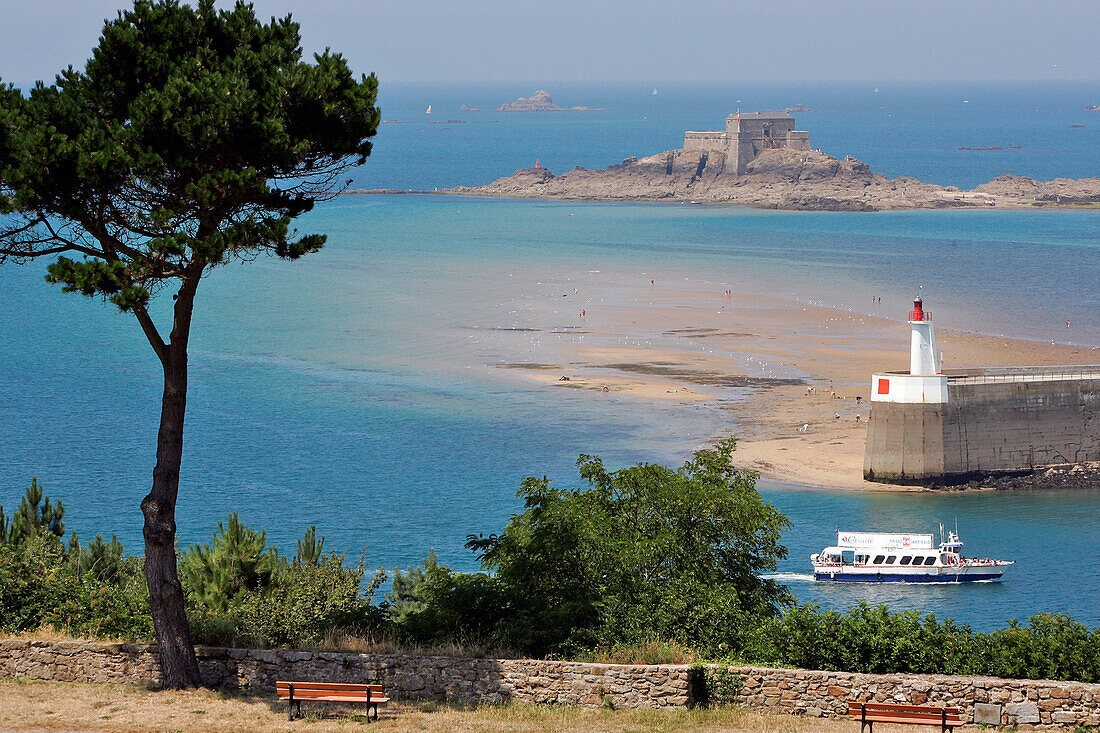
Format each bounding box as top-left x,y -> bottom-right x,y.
141,276 -> 203,689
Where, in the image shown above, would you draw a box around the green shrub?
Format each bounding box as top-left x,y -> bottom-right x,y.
386,551 -> 513,649
236,555 -> 384,647
694,664 -> 744,706
0,532 -> 69,633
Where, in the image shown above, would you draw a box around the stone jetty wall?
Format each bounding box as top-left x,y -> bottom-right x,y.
865,375 -> 1100,485
3,640 -> 1100,726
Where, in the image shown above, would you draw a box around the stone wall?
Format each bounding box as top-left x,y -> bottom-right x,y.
865,376 -> 1100,484
3,640 -> 1100,726
726,664 -> 1100,728
0,640 -> 693,709
682,131 -> 727,153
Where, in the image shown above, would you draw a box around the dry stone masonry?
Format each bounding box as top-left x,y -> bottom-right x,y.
2,640 -> 1099,726
727,664 -> 1100,727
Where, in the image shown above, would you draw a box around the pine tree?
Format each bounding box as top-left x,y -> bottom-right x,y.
0,1 -> 379,686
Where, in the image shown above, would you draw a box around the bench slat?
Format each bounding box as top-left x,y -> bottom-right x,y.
844,708 -> 959,721
848,709 -> 963,720
277,681 -> 372,691
848,712 -> 964,723
851,715 -> 964,725
847,702 -> 960,714
278,694 -> 389,703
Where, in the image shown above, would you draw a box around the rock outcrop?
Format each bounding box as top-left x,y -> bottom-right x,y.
497,90 -> 603,112
439,147 -> 1100,211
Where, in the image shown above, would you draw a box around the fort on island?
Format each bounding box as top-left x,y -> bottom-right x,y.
683,111 -> 811,175
864,296 -> 1100,485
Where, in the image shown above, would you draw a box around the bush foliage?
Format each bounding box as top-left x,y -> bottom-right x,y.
4,448 -> 1100,684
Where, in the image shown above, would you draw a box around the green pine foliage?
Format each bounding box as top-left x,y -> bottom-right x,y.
296,526 -> 325,566
180,513 -> 280,613
183,520 -> 385,648
0,481 -> 152,639
0,1 -> 382,683
0,478 -> 65,545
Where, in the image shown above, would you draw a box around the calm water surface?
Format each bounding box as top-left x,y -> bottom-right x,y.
2,83 -> 1099,631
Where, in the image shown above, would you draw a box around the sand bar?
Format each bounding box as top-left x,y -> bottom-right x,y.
490,284 -> 1100,491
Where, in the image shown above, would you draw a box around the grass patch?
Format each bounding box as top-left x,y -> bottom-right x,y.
0,679 -> 994,732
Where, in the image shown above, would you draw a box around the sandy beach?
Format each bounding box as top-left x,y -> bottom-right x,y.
495,285 -> 1100,491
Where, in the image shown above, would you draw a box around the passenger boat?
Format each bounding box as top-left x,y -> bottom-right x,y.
810,530 -> 1012,582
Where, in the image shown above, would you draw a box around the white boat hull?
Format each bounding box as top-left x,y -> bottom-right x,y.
812,566 -> 1008,583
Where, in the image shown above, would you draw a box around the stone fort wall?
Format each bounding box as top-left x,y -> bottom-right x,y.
3,639 -> 1100,726
682,113 -> 810,174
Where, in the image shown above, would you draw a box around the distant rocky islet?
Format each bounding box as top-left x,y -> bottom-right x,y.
366,104 -> 1100,212
496,90 -> 604,112
437,148 -> 1100,211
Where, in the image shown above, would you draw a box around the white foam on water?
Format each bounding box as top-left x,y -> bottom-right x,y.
764,572 -> 817,583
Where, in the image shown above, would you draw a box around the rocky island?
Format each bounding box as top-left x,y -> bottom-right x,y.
497,90 -> 604,112
437,111 -> 1100,211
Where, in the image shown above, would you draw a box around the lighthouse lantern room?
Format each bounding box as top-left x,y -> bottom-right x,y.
870,294 -> 949,404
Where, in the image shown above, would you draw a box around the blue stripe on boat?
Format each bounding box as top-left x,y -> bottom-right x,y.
813,573 -> 1004,583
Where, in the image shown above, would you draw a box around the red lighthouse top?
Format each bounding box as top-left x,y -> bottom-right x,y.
909,297 -> 931,322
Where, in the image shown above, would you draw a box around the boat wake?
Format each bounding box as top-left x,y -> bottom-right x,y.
764,572 -> 816,583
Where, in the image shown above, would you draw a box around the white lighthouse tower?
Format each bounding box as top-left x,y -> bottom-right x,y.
870,294 -> 948,404
908,295 -> 939,376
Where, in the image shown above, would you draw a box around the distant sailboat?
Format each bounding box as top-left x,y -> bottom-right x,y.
425,104 -> 432,114
652,87 -> 658,95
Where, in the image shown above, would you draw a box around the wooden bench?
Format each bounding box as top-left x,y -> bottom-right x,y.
848,701 -> 965,733
276,681 -> 389,722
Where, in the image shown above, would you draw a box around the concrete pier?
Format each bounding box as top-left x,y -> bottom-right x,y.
865,366 -> 1100,484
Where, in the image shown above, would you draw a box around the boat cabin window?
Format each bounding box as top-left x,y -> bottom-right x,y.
940,553 -> 951,564
841,550 -> 855,565
873,555 -> 885,564
885,555 -> 896,564
855,554 -> 869,564
923,556 -> 937,566
899,556 -> 912,565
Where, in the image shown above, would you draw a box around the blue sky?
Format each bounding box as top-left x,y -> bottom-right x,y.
3,0 -> 1098,85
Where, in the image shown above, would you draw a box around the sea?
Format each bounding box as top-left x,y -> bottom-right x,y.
2,82 -> 1100,632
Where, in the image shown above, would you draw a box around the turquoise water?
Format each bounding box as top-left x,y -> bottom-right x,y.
2,83 -> 1100,631
363,81 -> 1100,190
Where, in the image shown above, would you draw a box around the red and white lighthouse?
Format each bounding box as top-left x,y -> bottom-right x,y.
908,295 -> 940,376
870,293 -> 948,404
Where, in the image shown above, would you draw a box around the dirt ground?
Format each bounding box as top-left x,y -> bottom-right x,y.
0,678 -> 1015,733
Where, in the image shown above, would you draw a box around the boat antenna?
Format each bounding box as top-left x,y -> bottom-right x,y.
939,523 -> 944,544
